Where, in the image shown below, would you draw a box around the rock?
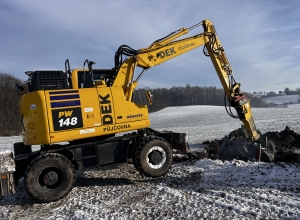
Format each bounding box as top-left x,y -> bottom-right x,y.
218,137 -> 259,162
228,125 -> 247,139
274,151 -> 300,163
260,151 -> 274,162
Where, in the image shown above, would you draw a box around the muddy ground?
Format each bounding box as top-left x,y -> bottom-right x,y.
183,126 -> 300,163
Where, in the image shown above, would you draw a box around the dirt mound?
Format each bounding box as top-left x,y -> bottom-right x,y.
201,126 -> 300,163
261,126 -> 300,151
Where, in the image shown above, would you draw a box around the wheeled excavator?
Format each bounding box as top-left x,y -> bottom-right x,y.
0,19 -> 260,202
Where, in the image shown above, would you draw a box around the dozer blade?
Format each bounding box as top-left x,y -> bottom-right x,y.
171,132 -> 190,153
148,128 -> 190,153
0,151 -> 16,195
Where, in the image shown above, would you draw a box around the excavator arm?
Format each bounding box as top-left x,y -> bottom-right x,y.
202,20 -> 260,140
112,19 -> 260,140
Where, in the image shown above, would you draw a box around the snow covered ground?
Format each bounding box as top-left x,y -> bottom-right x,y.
288,104 -> 300,109
0,106 -> 300,219
150,106 -> 300,145
263,94 -> 299,107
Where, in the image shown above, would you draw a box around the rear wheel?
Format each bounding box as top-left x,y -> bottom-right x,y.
24,153 -> 76,202
134,136 -> 173,177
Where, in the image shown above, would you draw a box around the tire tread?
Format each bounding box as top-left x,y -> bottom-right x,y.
134,136 -> 172,178
24,153 -> 76,202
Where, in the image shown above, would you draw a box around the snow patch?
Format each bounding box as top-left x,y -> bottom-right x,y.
194,158 -> 221,167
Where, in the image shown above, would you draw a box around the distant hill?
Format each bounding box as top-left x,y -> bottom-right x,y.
263,95 -> 299,108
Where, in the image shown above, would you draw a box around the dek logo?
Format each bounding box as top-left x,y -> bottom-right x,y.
99,94 -> 113,125
157,47 -> 176,59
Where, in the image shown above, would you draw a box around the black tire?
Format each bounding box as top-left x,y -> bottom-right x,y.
134,136 -> 173,177
24,153 -> 76,202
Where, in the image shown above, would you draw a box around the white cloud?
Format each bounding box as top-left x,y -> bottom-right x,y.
263,24 -> 300,32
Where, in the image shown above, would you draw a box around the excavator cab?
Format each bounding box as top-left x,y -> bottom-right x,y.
77,69 -> 113,88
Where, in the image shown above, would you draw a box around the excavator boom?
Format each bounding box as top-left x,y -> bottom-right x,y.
113,19 -> 260,140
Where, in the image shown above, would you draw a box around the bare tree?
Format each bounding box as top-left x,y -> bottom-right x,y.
0,73 -> 26,136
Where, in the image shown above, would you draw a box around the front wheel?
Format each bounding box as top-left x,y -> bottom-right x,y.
134,136 -> 173,177
24,153 -> 76,202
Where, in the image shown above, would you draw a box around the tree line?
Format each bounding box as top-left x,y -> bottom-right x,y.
133,84 -> 272,112
0,73 -> 26,136
254,87 -> 300,97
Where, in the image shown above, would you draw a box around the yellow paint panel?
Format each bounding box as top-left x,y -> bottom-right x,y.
78,88 -> 101,128
110,87 -> 149,125
21,91 -> 50,145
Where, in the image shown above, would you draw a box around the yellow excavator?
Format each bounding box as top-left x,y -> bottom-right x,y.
0,19 -> 260,202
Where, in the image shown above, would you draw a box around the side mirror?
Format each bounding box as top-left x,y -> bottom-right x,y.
146,91 -> 153,106
15,84 -> 26,95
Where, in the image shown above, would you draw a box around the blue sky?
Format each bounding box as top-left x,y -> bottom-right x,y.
0,0 -> 299,93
